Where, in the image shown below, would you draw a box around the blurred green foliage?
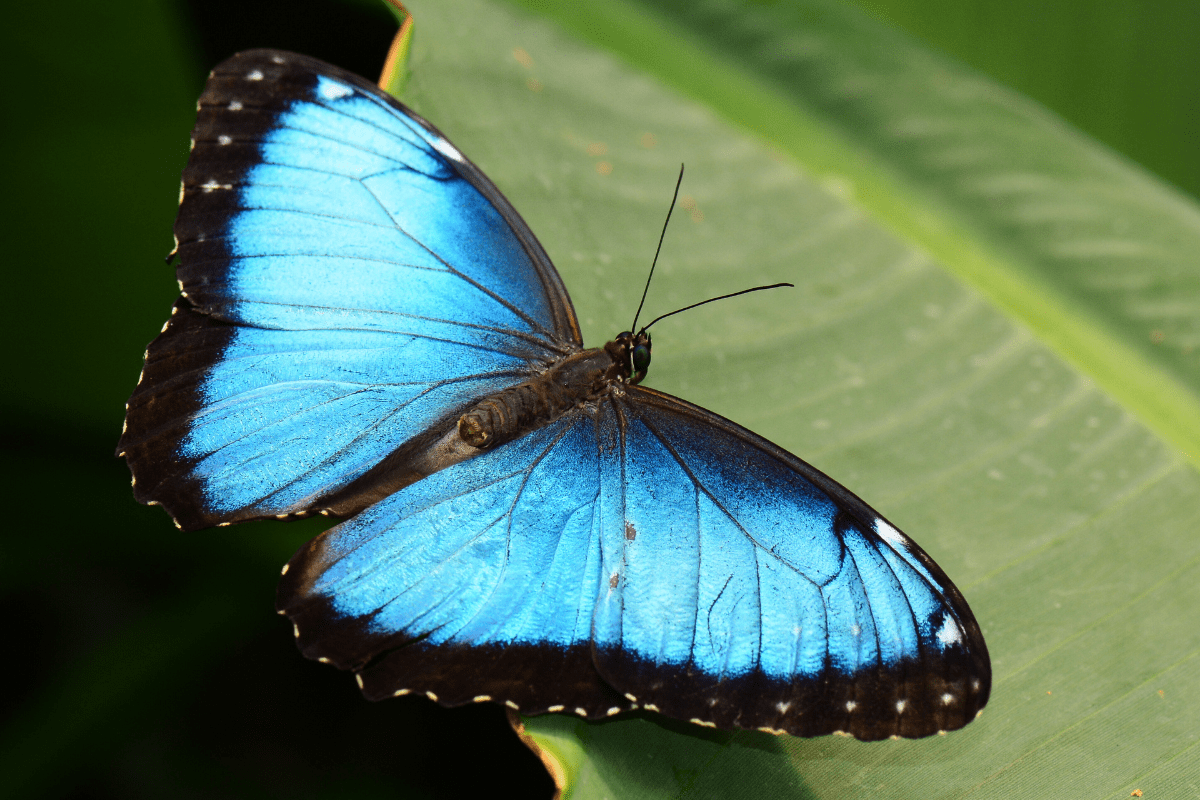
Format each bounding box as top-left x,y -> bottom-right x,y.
851,0 -> 1200,199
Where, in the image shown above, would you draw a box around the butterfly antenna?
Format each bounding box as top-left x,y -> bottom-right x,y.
631,164 -> 685,333
641,283 -> 794,332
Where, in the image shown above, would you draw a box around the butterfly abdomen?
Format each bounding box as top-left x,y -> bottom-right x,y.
458,345 -> 627,448
313,343 -> 632,519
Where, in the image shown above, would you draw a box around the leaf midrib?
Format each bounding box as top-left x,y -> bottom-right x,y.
505,0 -> 1200,472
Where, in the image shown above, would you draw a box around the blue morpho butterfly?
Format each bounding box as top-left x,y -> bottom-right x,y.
118,50 -> 990,741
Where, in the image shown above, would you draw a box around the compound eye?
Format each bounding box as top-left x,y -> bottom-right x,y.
632,343 -> 651,374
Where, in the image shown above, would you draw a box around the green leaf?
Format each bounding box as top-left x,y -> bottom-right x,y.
393,0 -> 1200,796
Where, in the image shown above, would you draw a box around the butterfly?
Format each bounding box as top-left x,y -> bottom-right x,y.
118,49 -> 990,741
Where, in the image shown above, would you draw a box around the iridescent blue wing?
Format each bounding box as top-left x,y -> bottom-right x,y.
278,387 -> 989,740
278,414 -> 630,718
117,50 -> 580,530
593,388 -> 990,739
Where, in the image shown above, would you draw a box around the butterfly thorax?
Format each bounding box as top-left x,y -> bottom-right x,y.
458,331 -> 648,450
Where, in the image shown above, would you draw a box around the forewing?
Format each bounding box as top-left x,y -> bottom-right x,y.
118,50 -> 581,530
591,387 -> 990,740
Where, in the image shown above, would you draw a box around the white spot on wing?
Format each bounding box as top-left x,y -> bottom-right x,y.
473,695 -> 491,703
505,700 -> 519,710
425,691 -> 438,701
606,707 -> 621,716
393,689 -> 410,697
246,70 -> 264,81
280,563 -> 289,576
937,617 -> 963,647
875,518 -> 908,549
845,700 -> 857,712
896,699 -> 907,713
317,77 -> 354,100
941,692 -> 954,705
432,137 -> 466,163
548,705 -> 564,713
228,100 -> 243,111
218,135 -> 232,145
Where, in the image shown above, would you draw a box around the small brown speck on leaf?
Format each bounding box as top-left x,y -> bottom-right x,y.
512,47 -> 533,69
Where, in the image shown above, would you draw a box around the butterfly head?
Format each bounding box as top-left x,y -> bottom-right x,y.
608,330 -> 652,386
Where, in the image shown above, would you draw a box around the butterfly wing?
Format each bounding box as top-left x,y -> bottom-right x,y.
118,50 -> 580,531
278,387 -> 989,740
595,387 -> 990,739
278,412 -> 634,718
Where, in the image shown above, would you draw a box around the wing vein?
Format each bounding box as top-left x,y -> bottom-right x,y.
632,405 -> 816,582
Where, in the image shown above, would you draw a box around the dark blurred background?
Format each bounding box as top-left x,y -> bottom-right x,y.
1,0 -> 1196,797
